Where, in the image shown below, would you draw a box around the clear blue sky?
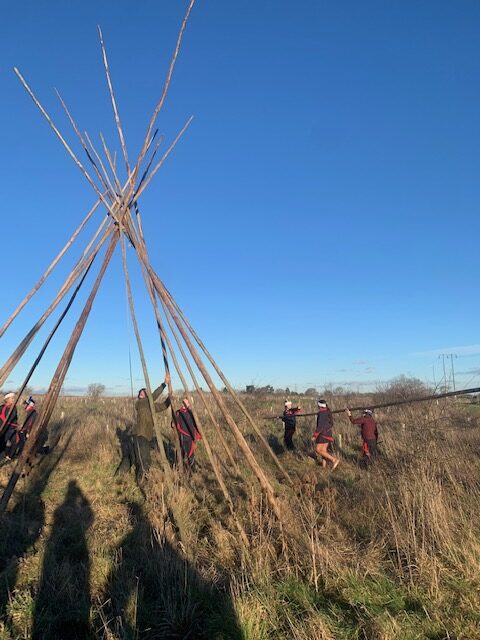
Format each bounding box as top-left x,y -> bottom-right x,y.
1,1 -> 479,395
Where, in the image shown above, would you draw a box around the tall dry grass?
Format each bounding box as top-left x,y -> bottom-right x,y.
0,393 -> 478,638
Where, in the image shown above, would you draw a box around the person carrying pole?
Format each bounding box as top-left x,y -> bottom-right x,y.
131,374 -> 171,482
0,392 -> 19,457
345,407 -> 378,464
312,398 -> 339,470
175,397 -> 201,471
281,400 -> 302,451
8,396 -> 38,460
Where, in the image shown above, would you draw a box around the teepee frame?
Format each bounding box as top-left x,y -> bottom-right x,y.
0,1 -> 290,537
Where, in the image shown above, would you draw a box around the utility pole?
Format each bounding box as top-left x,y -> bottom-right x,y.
447,353 -> 457,391
439,354 -> 448,394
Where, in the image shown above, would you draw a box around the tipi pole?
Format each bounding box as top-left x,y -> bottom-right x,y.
0,198 -> 102,338
97,26 -> 130,173
147,269 -> 283,522
150,278 -> 241,475
0,250 -> 98,433
119,233 -> 172,480
131,0 -> 196,185
14,68 -> 124,224
137,265 -> 184,474
0,222 -> 113,387
138,267 -> 248,546
162,284 -> 293,485
130,116 -> 193,204
140,259 -> 240,475
84,131 -> 118,197
56,90 -> 116,197
0,232 -> 118,515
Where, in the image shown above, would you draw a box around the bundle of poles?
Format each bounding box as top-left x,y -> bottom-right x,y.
0,0 -> 292,545
263,387 -> 480,420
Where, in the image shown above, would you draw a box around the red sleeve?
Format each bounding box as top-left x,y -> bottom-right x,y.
350,416 -> 364,425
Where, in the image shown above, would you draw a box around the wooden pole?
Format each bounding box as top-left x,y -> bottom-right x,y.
84,131 -> 118,198
0,198 -> 102,338
14,68 -> 122,224
161,284 -> 293,485
147,268 -> 283,522
130,0 -> 195,187
119,232 -> 172,481
131,116 -> 193,204
136,262 -> 184,474
0,222 -> 113,387
137,264 -> 248,546
97,25 -> 130,173
0,232 -> 118,515
263,386 -> 480,419
151,279 -> 241,475
55,89 -> 116,199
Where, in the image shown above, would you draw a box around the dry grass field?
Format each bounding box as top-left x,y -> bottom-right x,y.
0,391 -> 479,639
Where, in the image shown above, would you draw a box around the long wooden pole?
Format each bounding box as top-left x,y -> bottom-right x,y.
130,116 -> 193,204
97,25 -> 130,173
146,268 -> 283,522
161,284 -> 293,485
122,220 -> 283,517
136,262 -> 184,473
126,203 -> 238,474
130,0 -> 195,188
84,131 -> 118,197
0,232 -> 118,515
14,68 -> 123,224
0,257 -> 97,440
0,222 -> 112,387
119,232 -> 172,480
0,198 -> 102,338
152,280 -> 241,475
262,386 -> 480,419
138,266 -> 248,546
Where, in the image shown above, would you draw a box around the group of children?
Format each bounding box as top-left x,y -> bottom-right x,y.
282,398 -> 379,468
0,392 -> 37,461
1,387 -> 378,481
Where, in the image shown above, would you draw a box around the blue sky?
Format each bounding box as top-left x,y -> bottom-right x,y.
1,1 -> 479,395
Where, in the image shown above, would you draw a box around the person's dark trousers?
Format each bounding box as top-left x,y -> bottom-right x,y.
363,438 -> 378,462
284,427 -> 295,451
179,432 -> 195,469
134,435 -> 152,481
6,431 -> 25,459
3,427 -> 19,459
116,433 -> 134,475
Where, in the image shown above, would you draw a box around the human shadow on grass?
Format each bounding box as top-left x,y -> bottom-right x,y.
115,426 -> 179,480
267,433 -> 285,455
101,501 -> 242,640
32,480 -> 94,640
0,431 -> 72,630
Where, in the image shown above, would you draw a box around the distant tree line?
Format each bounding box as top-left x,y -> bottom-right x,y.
241,375 -> 431,400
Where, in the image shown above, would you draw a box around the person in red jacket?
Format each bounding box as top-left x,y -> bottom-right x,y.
175,398 -> 201,470
345,408 -> 378,463
9,396 -> 38,459
0,392 -> 19,457
281,400 -> 302,451
312,399 -> 340,470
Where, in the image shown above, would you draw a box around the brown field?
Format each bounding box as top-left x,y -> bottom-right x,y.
0,392 -> 479,639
